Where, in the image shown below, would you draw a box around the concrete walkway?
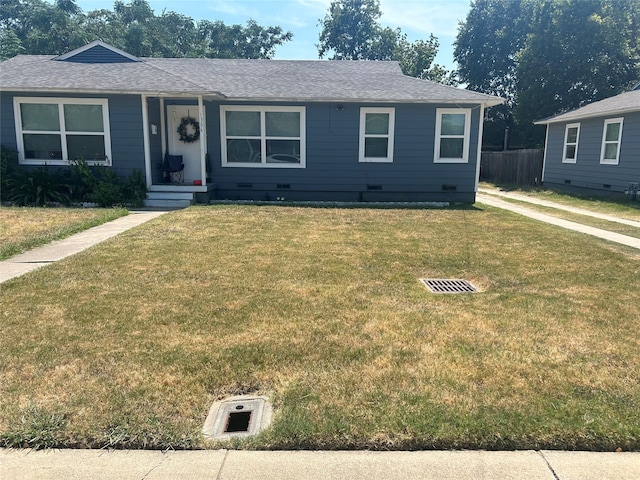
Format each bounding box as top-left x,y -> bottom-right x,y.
478,188 -> 640,228
0,211 -> 168,284
476,193 -> 640,250
1,448 -> 638,480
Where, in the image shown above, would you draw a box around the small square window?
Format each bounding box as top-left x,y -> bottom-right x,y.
562,123 -> 580,163
359,108 -> 395,162
434,109 -> 471,163
600,118 -> 623,165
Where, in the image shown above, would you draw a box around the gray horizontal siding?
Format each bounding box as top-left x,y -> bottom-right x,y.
0,92 -> 18,151
61,45 -> 137,63
544,112 -> 640,194
206,101 -> 481,202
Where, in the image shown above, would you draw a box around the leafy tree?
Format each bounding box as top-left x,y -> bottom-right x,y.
0,0 -> 89,56
197,19 -> 293,59
318,0 -> 454,83
454,0 -> 534,147
515,0 -> 640,126
0,0 -> 292,60
318,0 -> 383,60
455,0 -> 640,148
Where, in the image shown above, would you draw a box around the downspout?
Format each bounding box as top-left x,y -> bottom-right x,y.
141,94 -> 152,189
474,103 -> 486,193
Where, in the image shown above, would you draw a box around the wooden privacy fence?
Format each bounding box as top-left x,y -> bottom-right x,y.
480,149 -> 544,186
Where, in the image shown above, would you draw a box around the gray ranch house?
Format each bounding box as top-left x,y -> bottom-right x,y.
0,41 -> 503,204
535,84 -> 640,197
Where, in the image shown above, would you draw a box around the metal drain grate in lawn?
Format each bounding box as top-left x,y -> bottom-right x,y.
421,278 -> 478,293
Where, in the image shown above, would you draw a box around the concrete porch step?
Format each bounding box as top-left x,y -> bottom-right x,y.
144,191 -> 194,208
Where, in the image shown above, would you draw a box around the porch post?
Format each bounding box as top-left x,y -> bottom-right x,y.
141,94 -> 152,188
160,98 -> 166,161
198,95 -> 207,183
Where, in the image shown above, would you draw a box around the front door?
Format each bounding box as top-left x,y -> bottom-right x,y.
167,105 -> 203,184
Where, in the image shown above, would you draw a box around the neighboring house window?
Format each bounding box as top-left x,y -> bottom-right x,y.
359,107 -> 395,162
434,108 -> 471,163
562,123 -> 580,163
600,117 -> 624,165
221,105 -> 306,168
13,97 -> 111,165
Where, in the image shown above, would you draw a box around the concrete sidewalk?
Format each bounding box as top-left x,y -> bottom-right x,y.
476,193 -> 640,250
1,448 -> 638,480
0,210 -> 168,284
478,188 -> 640,228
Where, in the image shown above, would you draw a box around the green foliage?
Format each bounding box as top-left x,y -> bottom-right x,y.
514,0 -> 640,126
197,19 -> 293,59
1,146 -> 20,201
82,166 -> 147,208
318,0 -> 455,83
122,169 -> 147,207
6,167 -> 71,206
1,404 -> 67,450
66,158 -> 98,201
2,154 -> 146,207
455,0 -> 640,148
0,0 -> 292,60
318,0 -> 383,60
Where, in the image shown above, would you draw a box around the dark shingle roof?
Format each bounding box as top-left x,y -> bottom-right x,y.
535,90 -> 640,124
0,52 -> 503,105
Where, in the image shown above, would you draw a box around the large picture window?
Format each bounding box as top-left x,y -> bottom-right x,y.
600,117 -> 623,165
562,123 -> 580,163
14,97 -> 111,165
359,107 -> 395,162
434,108 -> 471,163
220,105 -> 306,168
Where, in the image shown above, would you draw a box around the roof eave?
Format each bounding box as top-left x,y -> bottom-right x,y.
0,86 -> 226,98
214,96 -> 504,105
535,105 -> 640,125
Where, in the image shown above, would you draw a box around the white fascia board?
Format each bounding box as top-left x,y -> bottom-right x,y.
220,97 -> 504,106
0,87 -> 226,98
535,106 -> 640,125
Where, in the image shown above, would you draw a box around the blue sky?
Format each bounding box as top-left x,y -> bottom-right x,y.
74,0 -> 472,70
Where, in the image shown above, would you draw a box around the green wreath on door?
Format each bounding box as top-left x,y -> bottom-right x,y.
177,116 -> 200,143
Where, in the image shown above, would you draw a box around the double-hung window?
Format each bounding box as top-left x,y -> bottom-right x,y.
600,117 -> 623,165
434,108 -> 471,163
562,123 -> 580,163
359,107 -> 395,162
221,105 -> 306,168
14,97 -> 111,165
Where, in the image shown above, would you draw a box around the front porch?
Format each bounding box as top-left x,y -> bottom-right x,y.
144,182 -> 217,208
141,94 -> 220,201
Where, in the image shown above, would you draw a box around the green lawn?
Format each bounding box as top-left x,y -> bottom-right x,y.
1,205 -> 638,451
0,206 -> 128,260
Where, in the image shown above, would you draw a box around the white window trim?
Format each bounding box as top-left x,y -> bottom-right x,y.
562,123 -> 580,163
220,105 -> 306,168
359,107 -> 395,163
13,97 -> 112,166
434,108 -> 471,163
600,117 -> 624,165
